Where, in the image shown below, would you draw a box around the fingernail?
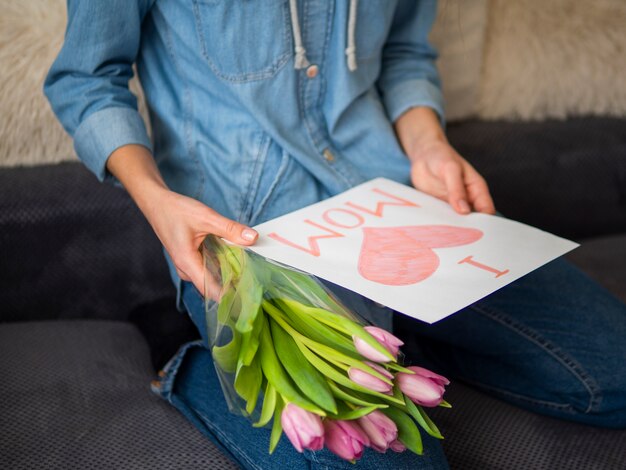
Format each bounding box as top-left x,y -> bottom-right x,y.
242,228 -> 258,241
458,200 -> 470,214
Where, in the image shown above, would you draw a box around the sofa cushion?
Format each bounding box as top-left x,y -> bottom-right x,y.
447,117 -> 626,240
430,381 -> 626,470
0,163 -> 176,323
566,234 -> 626,304
0,320 -> 238,470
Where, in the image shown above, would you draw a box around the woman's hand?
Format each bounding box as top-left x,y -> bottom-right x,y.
106,145 -> 258,297
144,188 -> 258,297
394,107 -> 496,215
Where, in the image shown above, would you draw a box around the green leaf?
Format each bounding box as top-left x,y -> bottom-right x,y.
385,362 -> 417,374
269,395 -> 284,454
269,317 -> 337,414
222,243 -> 244,277
234,263 -> 263,334
439,400 -> 452,408
257,314 -> 325,416
216,288 -> 237,326
280,298 -> 394,362
263,301 -> 392,385
329,404 -> 381,421
296,341 -> 404,406
234,354 -> 262,415
381,407 -> 423,455
327,381 -> 387,409
238,311 -> 263,367
273,298 -> 357,355
205,236 -> 234,289
403,396 -> 444,439
254,382 -> 277,428
211,327 -> 241,374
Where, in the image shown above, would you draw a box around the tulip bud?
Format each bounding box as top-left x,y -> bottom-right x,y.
396,366 -> 449,407
324,419 -> 370,461
364,361 -> 394,380
353,326 -> 404,362
357,411 -> 398,453
390,440 -> 406,452
348,367 -> 393,393
407,366 -> 450,386
281,403 -> 325,453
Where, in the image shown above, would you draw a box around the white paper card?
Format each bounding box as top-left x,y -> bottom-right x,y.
249,178 -> 578,323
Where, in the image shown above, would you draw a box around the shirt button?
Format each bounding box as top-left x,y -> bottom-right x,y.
306,65 -> 319,78
323,149 -> 335,162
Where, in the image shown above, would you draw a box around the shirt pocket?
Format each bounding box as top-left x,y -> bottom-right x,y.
192,0 -> 293,83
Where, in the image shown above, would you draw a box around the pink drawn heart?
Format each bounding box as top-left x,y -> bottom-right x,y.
358,225 -> 483,286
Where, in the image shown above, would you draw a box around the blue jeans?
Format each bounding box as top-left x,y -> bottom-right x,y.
153,258 -> 626,469
396,258 -> 626,429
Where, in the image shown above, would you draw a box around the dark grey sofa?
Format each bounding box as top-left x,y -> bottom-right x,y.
2,117 -> 625,469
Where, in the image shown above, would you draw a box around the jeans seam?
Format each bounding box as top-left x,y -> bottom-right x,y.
470,303 -> 603,414
196,409 -> 263,470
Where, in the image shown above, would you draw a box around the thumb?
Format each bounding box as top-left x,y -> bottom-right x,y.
206,211 -> 258,246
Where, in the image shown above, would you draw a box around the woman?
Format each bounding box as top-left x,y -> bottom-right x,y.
45,1 -> 626,468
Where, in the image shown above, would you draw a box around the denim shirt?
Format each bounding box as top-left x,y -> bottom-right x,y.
45,0 -> 443,303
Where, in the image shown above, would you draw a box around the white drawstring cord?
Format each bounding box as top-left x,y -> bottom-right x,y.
288,0 -> 310,69
289,0 -> 358,72
345,0 -> 358,71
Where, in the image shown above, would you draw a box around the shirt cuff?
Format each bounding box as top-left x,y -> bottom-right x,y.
383,79 -> 446,127
73,107 -> 152,182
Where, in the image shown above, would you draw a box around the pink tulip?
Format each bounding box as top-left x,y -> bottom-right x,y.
364,361 -> 394,380
390,440 -> 406,452
324,419 -> 370,461
357,411 -> 398,453
281,403 -> 325,452
407,366 -> 450,386
353,326 -> 404,362
348,367 -> 393,393
396,366 -> 449,407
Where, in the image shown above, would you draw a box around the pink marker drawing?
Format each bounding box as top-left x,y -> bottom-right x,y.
358,225 -> 483,286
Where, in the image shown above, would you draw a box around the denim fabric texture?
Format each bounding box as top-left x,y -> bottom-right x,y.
44,0 -> 443,303
396,258 -> 626,429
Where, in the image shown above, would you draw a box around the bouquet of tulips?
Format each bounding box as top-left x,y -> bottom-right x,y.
202,236 -> 450,462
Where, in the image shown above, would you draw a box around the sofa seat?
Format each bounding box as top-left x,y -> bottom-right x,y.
566,234 -> 626,303
431,376 -> 626,470
0,320 -> 238,470
2,119 -> 625,470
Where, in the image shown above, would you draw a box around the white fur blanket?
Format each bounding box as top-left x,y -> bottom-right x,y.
1,0 -> 625,167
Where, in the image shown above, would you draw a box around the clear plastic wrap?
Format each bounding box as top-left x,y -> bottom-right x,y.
201,235 -> 449,459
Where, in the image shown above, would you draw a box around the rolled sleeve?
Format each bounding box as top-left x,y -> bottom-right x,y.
73,107 -> 152,182
383,78 -> 445,125
377,0 -> 445,126
44,0 -> 155,182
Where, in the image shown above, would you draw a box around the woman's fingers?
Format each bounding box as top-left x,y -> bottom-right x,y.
442,161 -> 471,214
155,192 -> 259,299
175,247 -> 206,296
203,208 -> 258,245
463,163 -> 496,214
412,153 -> 495,215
